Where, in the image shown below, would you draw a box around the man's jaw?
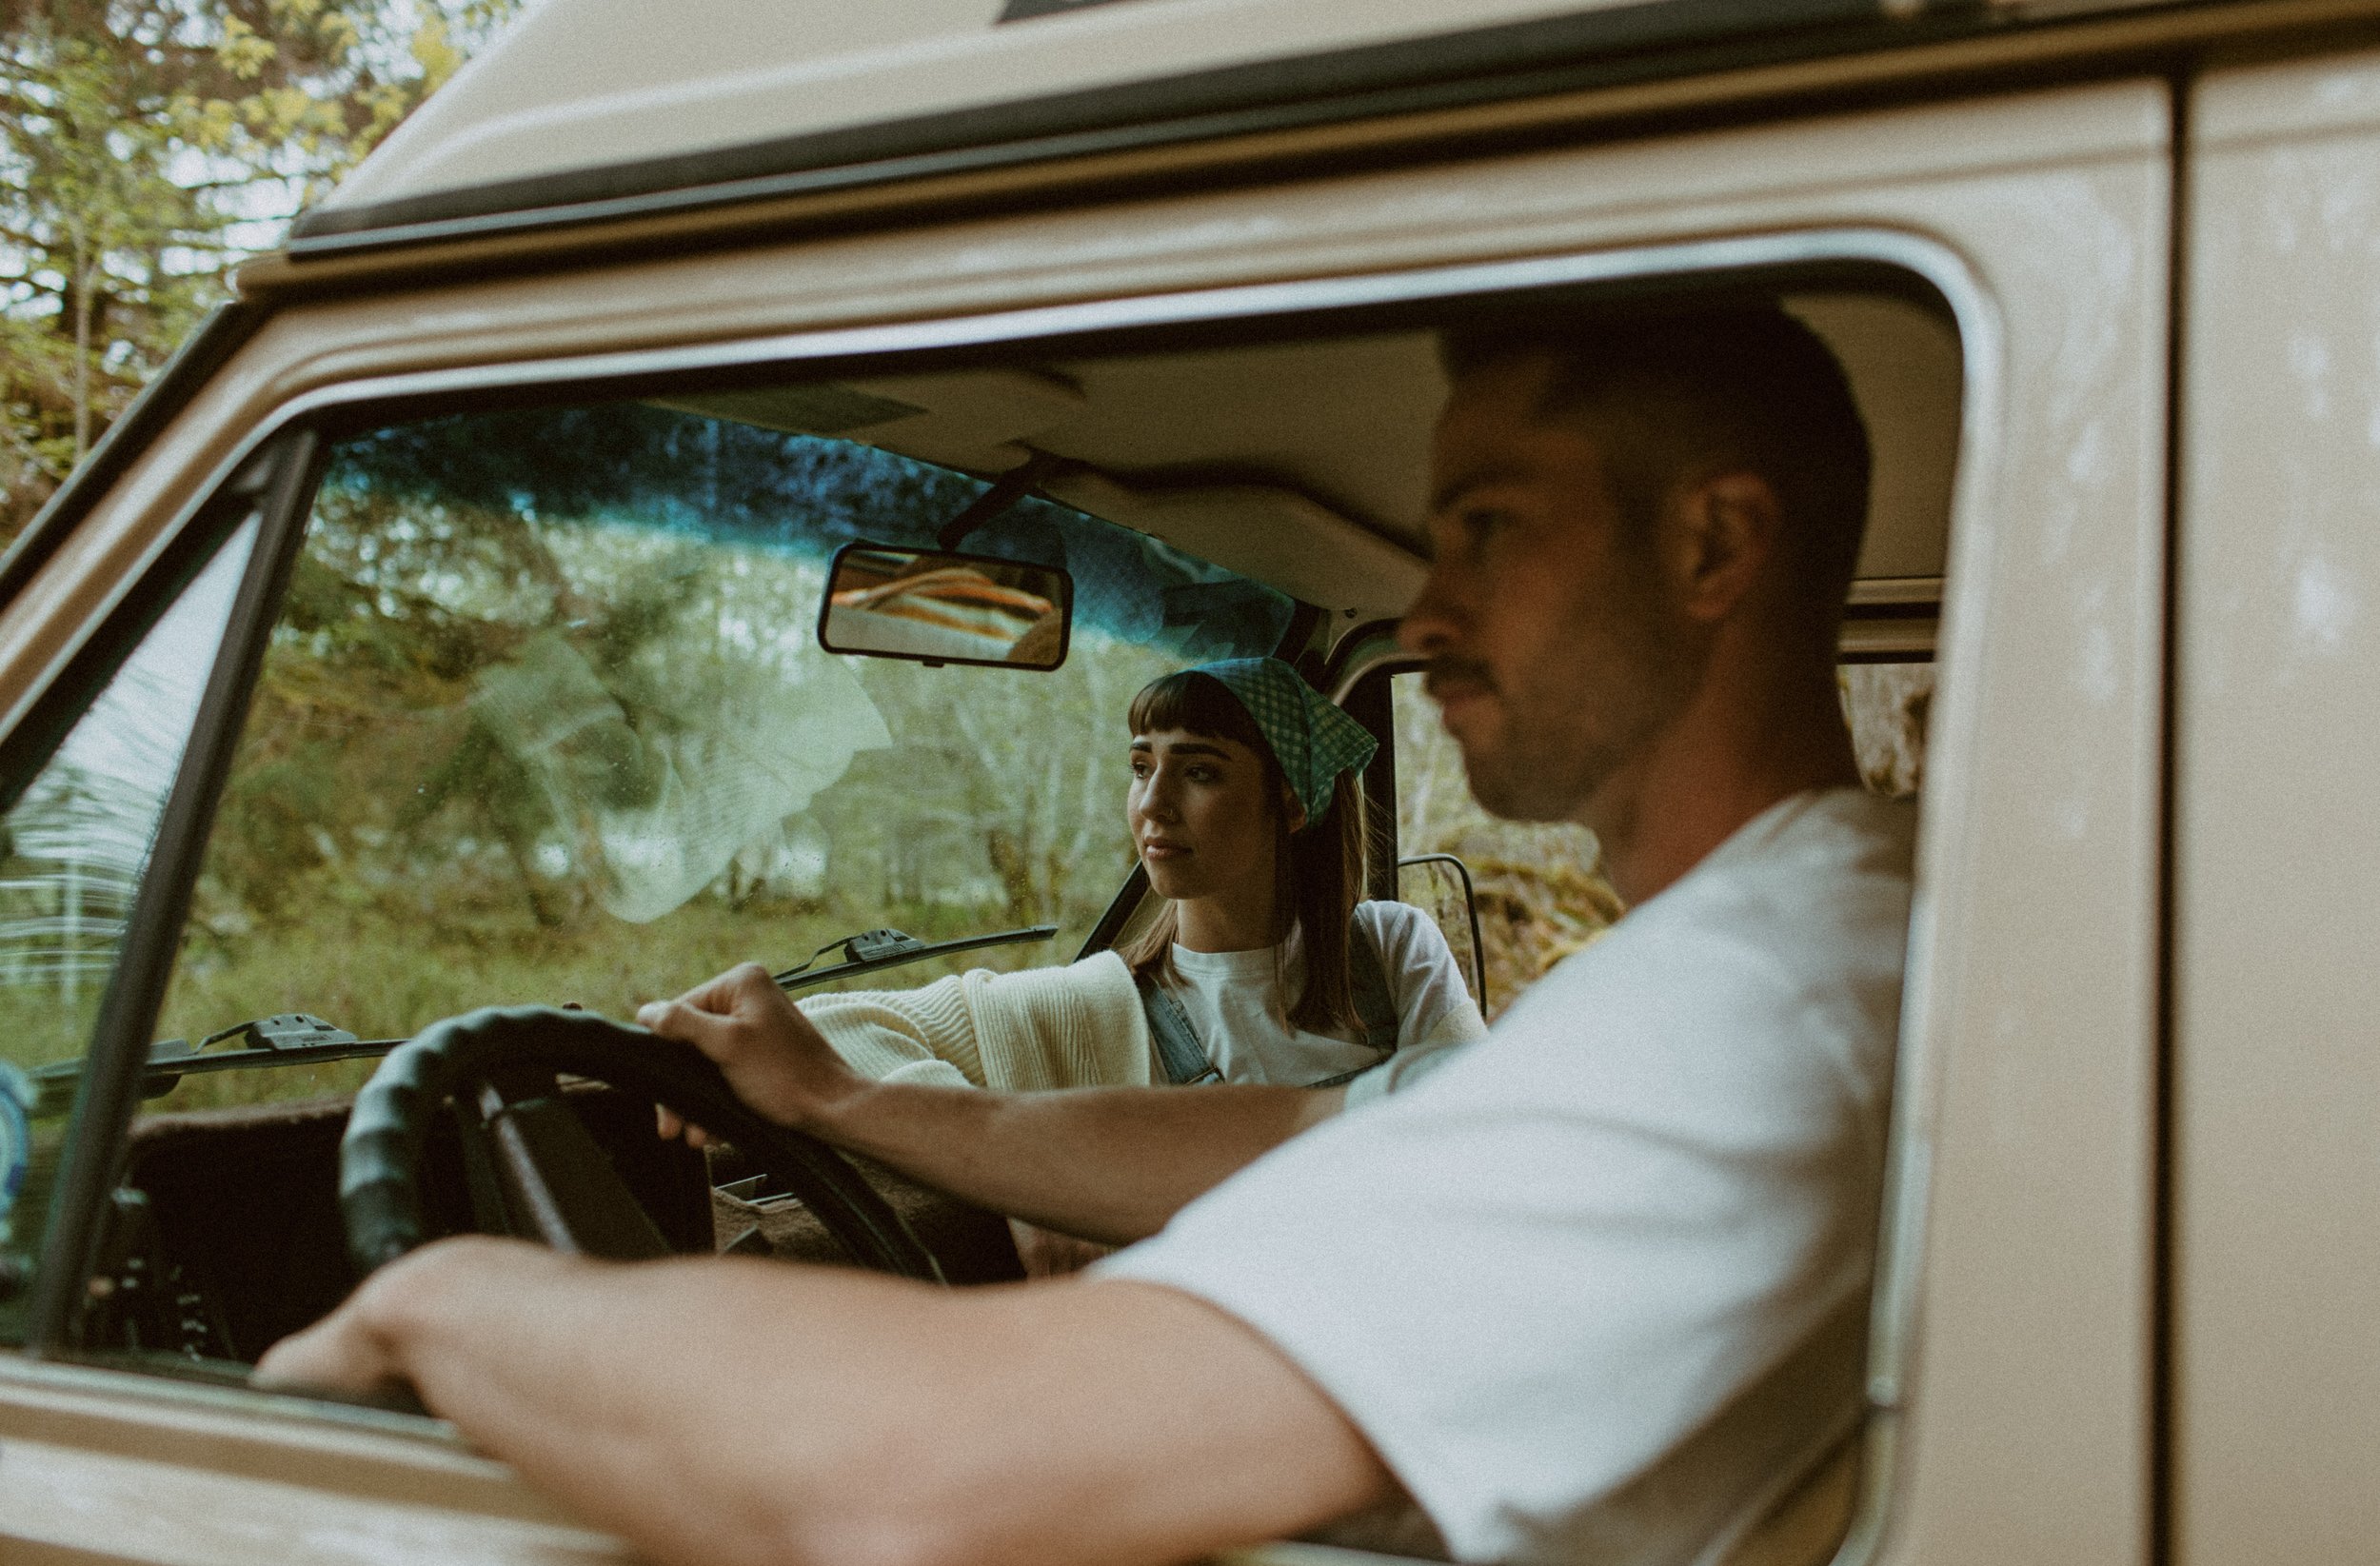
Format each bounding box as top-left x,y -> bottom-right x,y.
1427,655 -> 1631,832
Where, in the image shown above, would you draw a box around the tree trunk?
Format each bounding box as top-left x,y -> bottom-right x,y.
71,233 -> 94,466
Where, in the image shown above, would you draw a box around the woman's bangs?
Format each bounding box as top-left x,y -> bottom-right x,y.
1128,670 -> 1267,751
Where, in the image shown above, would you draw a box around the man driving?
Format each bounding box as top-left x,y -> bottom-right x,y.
260,303 -> 1914,1566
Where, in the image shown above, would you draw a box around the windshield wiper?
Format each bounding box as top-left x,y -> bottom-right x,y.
773,923 -> 1058,993
30,925 -> 1061,1115
30,1013 -> 408,1116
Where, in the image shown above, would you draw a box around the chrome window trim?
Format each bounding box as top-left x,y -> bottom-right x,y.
15,228 -> 2002,1564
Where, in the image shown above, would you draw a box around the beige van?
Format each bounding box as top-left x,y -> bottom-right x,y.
0,1 -> 2374,1561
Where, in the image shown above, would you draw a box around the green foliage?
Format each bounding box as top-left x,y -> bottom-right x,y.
149,895 -> 1068,1115
0,0 -> 522,541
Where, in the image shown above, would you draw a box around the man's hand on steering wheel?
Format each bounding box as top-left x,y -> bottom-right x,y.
640,962 -> 864,1142
258,1235 -> 558,1398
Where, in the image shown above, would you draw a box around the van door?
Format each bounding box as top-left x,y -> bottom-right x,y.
1,74 -> 2172,1566
2176,48 -> 2380,1566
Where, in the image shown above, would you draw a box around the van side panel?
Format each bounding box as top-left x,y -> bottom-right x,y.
0,81 -> 2174,1565
2177,49 -> 2380,1566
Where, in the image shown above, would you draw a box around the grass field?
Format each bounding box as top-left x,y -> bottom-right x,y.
0,886 -> 1102,1121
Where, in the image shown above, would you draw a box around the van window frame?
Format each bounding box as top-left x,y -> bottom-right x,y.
20,233 -> 1988,1566
19,433 -> 325,1348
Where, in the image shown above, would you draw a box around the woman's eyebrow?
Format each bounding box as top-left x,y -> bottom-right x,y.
1131,738 -> 1232,760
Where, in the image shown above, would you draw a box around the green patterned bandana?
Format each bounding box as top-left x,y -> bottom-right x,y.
1193,657 -> 1378,824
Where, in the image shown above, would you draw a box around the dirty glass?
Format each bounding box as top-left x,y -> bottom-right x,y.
149,402 -> 1296,1111
0,520 -> 257,1339
1840,662 -> 1932,800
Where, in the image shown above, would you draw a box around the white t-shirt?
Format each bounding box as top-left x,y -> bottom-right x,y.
1100,789 -> 1916,1565
1155,901 -> 1488,1087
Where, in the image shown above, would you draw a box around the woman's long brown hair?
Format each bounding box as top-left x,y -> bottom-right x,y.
1116,669 -> 1368,1033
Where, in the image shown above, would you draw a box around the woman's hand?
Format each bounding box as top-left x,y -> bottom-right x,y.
639,962 -> 867,1137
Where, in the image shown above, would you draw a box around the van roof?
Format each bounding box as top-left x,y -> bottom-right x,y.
294,0 -> 2219,259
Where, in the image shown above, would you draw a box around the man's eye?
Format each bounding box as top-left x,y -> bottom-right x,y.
1461,506 -> 1516,544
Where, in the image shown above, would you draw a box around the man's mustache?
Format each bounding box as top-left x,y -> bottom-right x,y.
1422,656 -> 1497,700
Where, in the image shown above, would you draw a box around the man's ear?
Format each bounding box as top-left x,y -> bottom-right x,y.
1667,470 -> 1782,624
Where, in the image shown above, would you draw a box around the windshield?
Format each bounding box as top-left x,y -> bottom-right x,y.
150,401 -> 1295,1109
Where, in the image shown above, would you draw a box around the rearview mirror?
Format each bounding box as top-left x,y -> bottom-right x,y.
817,544 -> 1073,670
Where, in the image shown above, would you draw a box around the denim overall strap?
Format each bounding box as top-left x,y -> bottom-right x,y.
1137,968 -> 1223,1085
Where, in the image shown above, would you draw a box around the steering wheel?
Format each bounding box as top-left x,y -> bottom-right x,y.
341,1005 -> 942,1282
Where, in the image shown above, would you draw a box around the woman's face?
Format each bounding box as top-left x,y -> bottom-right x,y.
1127,727 -> 1294,906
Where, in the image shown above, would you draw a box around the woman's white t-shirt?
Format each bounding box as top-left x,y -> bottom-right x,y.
1153,901 -> 1488,1087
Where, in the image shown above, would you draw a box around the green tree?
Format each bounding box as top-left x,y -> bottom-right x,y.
0,0 -> 518,542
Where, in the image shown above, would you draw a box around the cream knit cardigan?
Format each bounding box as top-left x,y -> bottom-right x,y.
802,952 -> 1154,1092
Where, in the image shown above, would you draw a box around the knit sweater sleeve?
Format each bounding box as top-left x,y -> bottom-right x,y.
798,951 -> 1152,1093
801,975 -> 986,1087
961,951 -> 1153,1092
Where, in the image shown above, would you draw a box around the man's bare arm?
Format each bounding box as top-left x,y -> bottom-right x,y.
642,964 -> 1342,1243
809,1074 -> 1338,1243
256,1240 -> 1392,1566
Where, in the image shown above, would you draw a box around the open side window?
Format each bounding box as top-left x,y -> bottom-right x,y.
0,438 -> 313,1352
13,260 -> 1961,1566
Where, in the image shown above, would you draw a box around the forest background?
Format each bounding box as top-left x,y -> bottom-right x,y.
0,0 -> 520,547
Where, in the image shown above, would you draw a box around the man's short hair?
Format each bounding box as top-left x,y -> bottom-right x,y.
1440,304 -> 1874,610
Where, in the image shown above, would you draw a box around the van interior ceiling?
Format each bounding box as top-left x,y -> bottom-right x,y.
659,289 -> 1961,650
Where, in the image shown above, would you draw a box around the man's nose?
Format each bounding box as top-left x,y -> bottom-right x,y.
1398,562 -> 1460,655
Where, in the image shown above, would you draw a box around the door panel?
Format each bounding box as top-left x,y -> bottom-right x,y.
2177,49 -> 2380,1565
1854,87 -> 2169,1566
0,1358 -> 626,1565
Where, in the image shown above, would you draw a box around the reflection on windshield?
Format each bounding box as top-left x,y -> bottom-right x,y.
0,525 -> 256,1058
327,405 -> 1291,659
0,520 -> 259,1339
149,405 -> 1294,1112
472,620 -> 890,923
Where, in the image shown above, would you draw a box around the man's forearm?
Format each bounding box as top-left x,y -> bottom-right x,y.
263,1239 -> 1390,1566
639,963 -> 1340,1242
817,1078 -> 1340,1242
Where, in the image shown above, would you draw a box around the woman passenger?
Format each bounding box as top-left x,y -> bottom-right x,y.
802,658 -> 1486,1095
